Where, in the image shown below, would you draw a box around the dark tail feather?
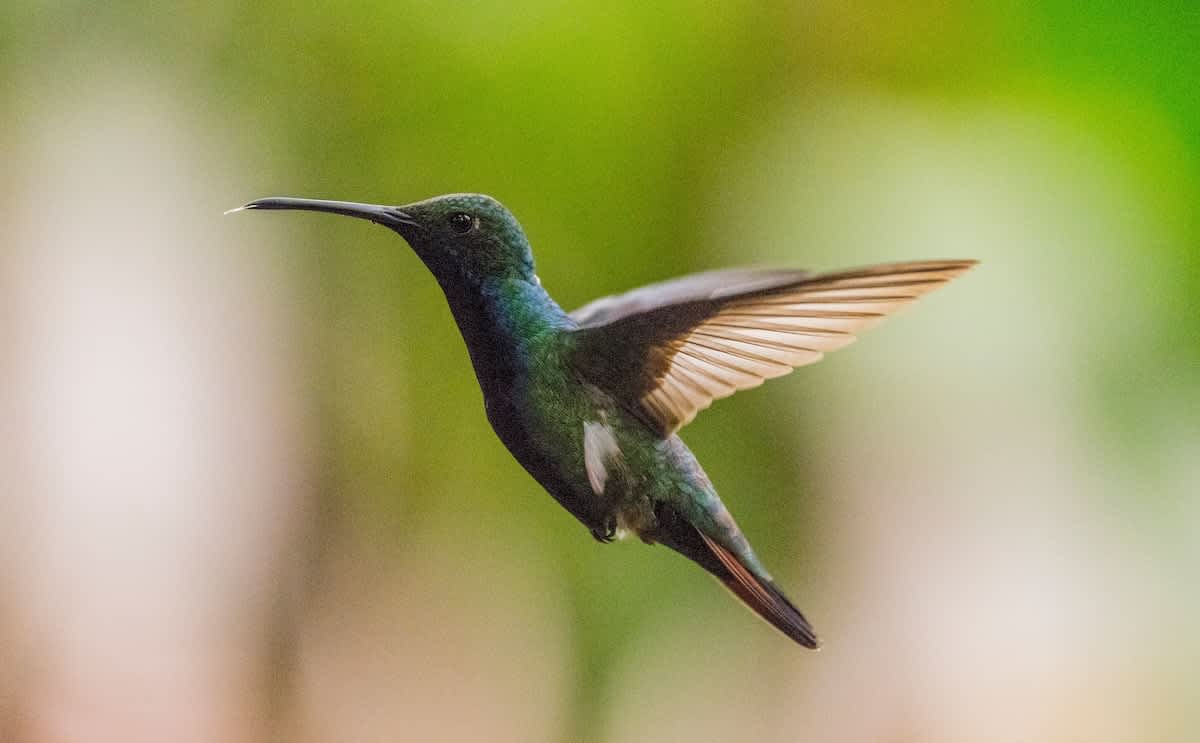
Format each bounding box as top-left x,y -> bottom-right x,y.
655,507 -> 819,649
697,532 -> 820,649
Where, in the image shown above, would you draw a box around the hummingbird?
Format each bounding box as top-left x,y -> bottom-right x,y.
230,193 -> 975,648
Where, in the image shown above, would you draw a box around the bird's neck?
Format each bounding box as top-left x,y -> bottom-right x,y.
436,274 -> 573,395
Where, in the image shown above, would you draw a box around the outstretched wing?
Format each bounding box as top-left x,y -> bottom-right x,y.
568,259 -> 976,436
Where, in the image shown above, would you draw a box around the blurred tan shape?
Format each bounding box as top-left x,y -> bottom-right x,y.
290,519 -> 573,743
1,63 -> 311,742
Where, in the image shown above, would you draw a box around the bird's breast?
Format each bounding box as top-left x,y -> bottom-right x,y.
477,364 -> 611,531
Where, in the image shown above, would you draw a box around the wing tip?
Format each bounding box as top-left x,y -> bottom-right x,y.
941,258 -> 980,276
814,257 -> 979,282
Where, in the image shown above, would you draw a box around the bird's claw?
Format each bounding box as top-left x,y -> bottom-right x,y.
591,518 -> 617,543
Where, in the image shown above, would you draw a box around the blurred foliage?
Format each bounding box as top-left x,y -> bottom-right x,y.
2,1 -> 1197,740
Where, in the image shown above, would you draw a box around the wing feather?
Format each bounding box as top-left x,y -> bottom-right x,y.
570,259 -> 976,435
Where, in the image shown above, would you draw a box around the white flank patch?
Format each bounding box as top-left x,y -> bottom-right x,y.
582,420 -> 621,495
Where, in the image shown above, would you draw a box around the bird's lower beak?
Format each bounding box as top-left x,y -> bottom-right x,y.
227,197 -> 420,231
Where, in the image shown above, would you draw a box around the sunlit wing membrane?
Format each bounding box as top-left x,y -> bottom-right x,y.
573,260 -> 977,436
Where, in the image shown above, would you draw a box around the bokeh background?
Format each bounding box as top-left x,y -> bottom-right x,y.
2,2 -> 1197,742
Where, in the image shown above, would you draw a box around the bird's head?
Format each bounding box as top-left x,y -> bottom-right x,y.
230,193 -> 535,285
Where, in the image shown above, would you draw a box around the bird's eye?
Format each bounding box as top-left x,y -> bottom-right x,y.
448,212 -> 474,234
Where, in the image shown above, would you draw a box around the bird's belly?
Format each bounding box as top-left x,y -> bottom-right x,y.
513,386 -> 689,541
483,359 -> 702,544
484,386 -> 613,533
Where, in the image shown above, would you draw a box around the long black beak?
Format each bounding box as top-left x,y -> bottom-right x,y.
226,197 -> 420,230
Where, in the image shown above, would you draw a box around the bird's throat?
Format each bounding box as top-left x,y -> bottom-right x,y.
435,275 -> 574,400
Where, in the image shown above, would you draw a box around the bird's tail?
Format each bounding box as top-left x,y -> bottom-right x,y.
656,509 -> 819,649
697,532 -> 819,649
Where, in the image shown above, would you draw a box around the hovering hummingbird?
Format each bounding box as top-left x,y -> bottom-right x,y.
230,193 -> 975,648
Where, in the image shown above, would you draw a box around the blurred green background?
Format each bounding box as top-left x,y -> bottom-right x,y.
2,2 -> 1197,742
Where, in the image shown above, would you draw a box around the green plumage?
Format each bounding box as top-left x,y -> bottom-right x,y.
233,191 -> 976,648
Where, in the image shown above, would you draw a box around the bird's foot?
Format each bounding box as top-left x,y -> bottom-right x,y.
590,517 -> 617,544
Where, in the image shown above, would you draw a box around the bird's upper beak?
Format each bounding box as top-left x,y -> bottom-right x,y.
227,197 -> 421,232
